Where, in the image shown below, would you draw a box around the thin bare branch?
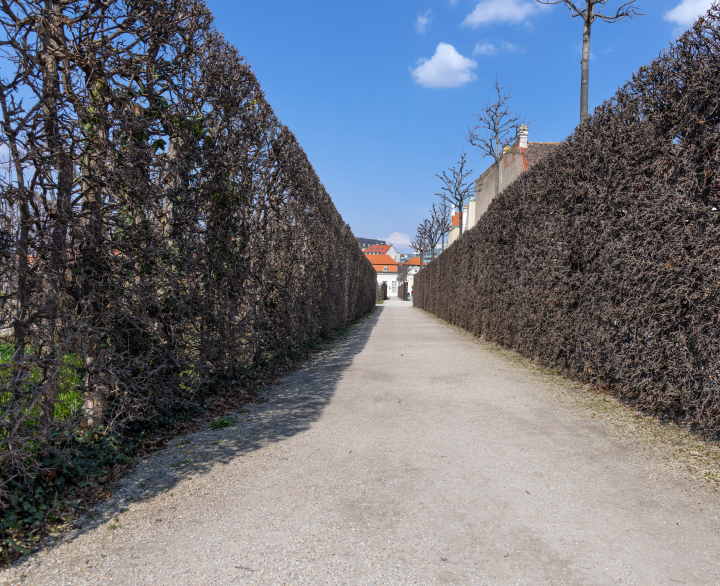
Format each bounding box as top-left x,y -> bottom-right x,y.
436,153 -> 474,238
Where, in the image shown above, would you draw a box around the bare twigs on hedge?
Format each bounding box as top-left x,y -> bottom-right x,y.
0,0 -> 375,503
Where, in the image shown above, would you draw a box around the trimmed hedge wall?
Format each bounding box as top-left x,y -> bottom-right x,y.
415,7 -> 720,432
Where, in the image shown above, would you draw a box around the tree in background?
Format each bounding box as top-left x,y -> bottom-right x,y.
434,200 -> 452,254
536,0 -> 642,123
410,226 -> 430,271
423,204 -> 449,261
431,203 -> 452,257
465,77 -> 524,199
397,262 -> 409,285
436,153 -> 474,239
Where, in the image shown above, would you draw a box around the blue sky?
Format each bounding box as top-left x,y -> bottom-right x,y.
204,0 -> 714,252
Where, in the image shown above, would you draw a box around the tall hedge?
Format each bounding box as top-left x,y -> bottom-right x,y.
0,0 -> 375,498
415,7 -> 720,432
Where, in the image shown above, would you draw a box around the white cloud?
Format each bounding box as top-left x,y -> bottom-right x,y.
473,42 -> 497,55
416,9 -> 433,33
664,0 -> 715,27
500,41 -> 521,53
463,0 -> 540,27
473,40 -> 522,55
411,43 -> 478,88
384,232 -> 413,251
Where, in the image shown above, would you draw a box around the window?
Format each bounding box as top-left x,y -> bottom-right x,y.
383,266 -> 387,272
392,281 -> 397,293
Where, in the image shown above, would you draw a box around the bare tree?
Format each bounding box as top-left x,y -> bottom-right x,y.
434,200 -> 452,254
436,153 -> 474,239
420,204 -> 449,261
397,262 -> 408,284
410,225 -> 430,272
412,205 -> 447,268
430,203 -> 451,258
537,1 -> 642,123
465,77 -> 524,199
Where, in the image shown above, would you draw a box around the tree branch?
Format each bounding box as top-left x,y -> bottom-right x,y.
593,1 -> 643,23
536,0 -> 584,18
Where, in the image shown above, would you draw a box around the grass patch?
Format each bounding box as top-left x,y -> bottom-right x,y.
208,416 -> 235,429
0,343 -> 84,423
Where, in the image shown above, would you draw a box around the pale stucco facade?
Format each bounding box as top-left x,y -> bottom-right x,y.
465,126 -> 560,233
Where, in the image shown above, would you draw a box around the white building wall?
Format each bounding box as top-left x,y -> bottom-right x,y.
385,245 -> 401,262
470,126 -> 530,230
448,204 -> 469,247
376,272 -> 399,295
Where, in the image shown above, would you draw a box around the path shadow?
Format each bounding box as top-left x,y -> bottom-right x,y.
33,306 -> 384,553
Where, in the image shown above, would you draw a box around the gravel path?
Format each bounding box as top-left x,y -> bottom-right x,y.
4,300 -> 720,585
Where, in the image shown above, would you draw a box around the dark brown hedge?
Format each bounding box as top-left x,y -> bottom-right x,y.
377,282 -> 388,301
414,7 -> 720,433
0,0 -> 375,495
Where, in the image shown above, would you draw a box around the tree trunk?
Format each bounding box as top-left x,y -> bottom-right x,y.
39,0 -> 73,429
80,78 -> 110,428
580,9 -> 593,124
4,123 -> 30,429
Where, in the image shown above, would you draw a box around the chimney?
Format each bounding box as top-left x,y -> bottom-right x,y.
518,124 -> 529,149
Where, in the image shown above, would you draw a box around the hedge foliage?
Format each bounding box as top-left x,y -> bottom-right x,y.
0,0 -> 375,502
415,7 -> 720,432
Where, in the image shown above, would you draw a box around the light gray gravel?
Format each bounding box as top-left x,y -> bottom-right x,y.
3,299 -> 720,585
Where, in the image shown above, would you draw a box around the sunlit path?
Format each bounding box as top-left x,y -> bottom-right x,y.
5,304 -> 720,585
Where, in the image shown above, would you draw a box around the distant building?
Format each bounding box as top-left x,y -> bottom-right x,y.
423,249 -> 442,262
357,237 -> 386,249
468,125 -> 559,231
448,126 -> 559,248
365,253 -> 400,295
364,244 -> 401,262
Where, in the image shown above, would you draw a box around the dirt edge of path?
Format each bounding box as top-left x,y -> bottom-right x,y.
419,307 -> 720,494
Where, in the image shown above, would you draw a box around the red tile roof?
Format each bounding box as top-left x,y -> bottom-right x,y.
403,257 -> 426,267
366,253 -> 398,272
364,244 -> 392,255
